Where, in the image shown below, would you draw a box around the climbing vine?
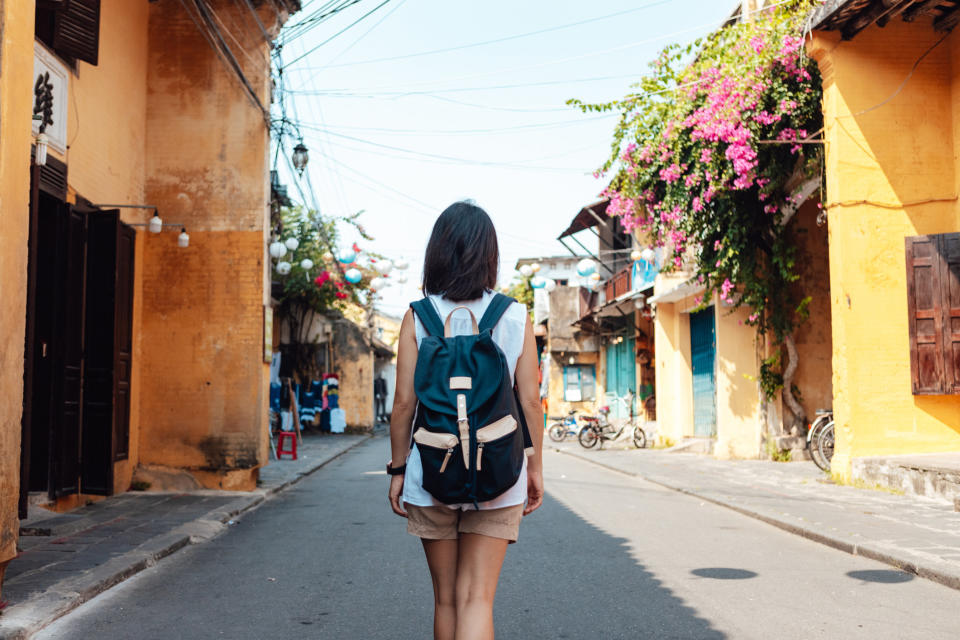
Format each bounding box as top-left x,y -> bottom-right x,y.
570,0 -> 823,426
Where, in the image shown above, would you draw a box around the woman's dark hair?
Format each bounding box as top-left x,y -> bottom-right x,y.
422,201 -> 499,302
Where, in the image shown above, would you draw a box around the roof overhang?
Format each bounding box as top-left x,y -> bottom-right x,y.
647,279 -> 706,306
588,282 -> 654,319
807,0 -> 960,38
557,199 -> 610,239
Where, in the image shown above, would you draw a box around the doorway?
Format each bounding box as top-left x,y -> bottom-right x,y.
605,336 -> 636,419
689,307 -> 717,437
20,177 -> 134,514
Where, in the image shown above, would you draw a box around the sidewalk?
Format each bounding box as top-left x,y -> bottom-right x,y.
0,433 -> 370,639
551,441 -> 960,591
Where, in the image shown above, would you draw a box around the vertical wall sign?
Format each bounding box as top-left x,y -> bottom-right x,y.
33,42 -> 70,155
264,306 -> 274,364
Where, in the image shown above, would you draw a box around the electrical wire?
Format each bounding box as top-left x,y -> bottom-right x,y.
285,0 -> 393,64
287,113 -> 616,137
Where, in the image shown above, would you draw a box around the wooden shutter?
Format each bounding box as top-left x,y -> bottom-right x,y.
939,233 -> 960,393
906,235 -> 946,394
53,0 -> 101,66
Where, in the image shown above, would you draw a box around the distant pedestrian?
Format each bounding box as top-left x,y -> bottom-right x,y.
387,201 -> 544,640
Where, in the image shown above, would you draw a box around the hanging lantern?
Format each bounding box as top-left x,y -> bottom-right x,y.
576,259 -> 597,277
369,277 -> 385,291
337,249 -> 357,264
397,275 -> 408,284
544,278 -> 557,292
322,251 -> 334,263
531,262 -> 541,273
641,248 -> 656,263
530,276 -> 546,289
590,272 -> 601,281
519,264 -> 534,277
149,212 -> 163,234
292,141 -> 309,176
630,249 -> 643,261
376,260 -> 393,275
178,228 -> 190,248
394,259 -> 409,270
35,132 -> 49,167
344,268 -> 362,284
284,237 -> 299,252
276,261 -> 292,275
269,241 -> 287,259
300,258 -> 314,271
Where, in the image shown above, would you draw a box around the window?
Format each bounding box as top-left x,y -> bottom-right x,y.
563,365 -> 596,402
35,0 -> 101,67
905,233 -> 960,394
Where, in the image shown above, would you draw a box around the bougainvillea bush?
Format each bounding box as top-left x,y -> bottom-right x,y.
570,0 -> 822,421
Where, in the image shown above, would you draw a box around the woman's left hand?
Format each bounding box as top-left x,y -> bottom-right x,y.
523,468 -> 544,516
389,475 -> 407,518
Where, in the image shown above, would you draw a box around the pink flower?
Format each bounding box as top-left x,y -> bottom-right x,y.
749,36 -> 765,53
659,163 -> 682,184
748,313 -> 758,323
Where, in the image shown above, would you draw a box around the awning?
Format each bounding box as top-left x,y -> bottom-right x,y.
647,279 -> 705,305
557,199 -> 610,239
587,282 -> 655,319
807,0 -> 960,38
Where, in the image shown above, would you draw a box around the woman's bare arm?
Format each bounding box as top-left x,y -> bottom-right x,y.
388,309 -> 419,516
515,313 -> 544,514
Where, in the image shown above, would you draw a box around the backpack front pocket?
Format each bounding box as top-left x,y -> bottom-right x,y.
475,416 -> 524,501
414,429 -> 467,502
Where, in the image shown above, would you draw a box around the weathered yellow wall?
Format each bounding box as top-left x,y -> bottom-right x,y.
545,351 -> 600,420
810,22 -> 960,479
0,0 -> 35,573
714,298 -> 762,459
653,281 -> 695,444
137,0 -> 273,488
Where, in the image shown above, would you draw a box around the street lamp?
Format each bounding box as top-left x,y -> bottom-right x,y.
292,141 -> 309,176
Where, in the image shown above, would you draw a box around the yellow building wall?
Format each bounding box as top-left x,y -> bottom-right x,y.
810,22 -> 960,480
714,299 -> 762,459
653,282 -> 695,444
545,351 -> 600,421
0,0 -> 36,574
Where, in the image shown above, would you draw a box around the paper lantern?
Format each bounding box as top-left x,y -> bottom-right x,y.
544,278 -> 557,292
322,252 -> 334,263
530,263 -> 541,273
530,276 -> 546,289
269,241 -> 287,259
394,259 -> 409,270
397,275 -> 408,284
177,229 -> 190,248
576,259 -> 597,277
337,249 -> 357,265
590,272 -> 601,281
369,277 -> 385,291
284,237 -> 299,252
344,268 -> 362,284
630,249 -> 643,261
300,258 -> 314,271
276,261 -> 291,275
376,260 -> 393,275
519,264 -> 534,277
641,248 -> 656,263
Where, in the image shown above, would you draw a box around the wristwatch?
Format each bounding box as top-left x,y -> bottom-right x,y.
386,461 -> 406,476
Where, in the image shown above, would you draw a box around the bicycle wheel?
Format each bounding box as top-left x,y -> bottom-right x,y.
548,423 -> 567,443
632,425 -> 647,449
578,426 -> 599,449
816,421 -> 835,471
807,421 -> 828,471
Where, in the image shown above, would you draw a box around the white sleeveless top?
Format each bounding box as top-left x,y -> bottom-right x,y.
402,290 -> 529,510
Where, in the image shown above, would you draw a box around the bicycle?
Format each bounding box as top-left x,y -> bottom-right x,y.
806,409 -> 834,472
547,410 -> 596,443
578,404 -> 647,449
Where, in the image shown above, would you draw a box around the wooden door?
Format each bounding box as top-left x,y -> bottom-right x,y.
605,336 -> 636,419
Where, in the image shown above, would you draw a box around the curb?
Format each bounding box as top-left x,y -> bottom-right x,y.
0,434 -> 373,639
552,446 -> 960,593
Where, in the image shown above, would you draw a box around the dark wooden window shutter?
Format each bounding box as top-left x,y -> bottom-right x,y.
905,233 -> 960,395
938,233 -> 960,393
905,235 -> 946,394
53,0 -> 100,66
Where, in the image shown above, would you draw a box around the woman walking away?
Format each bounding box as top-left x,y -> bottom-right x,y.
387,201 -> 544,640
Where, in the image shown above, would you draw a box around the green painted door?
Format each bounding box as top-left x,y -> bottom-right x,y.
690,308 -> 717,437
605,336 -> 635,419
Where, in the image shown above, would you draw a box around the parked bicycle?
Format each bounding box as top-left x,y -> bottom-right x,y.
578,398 -> 647,450
806,409 -> 834,472
547,410 -> 595,443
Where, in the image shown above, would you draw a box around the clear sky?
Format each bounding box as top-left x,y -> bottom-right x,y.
274,0 -> 738,317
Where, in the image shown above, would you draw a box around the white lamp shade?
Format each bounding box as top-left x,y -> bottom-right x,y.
531,262 -> 541,273
269,241 -> 287,259
322,252 -> 334,263
641,248 -> 656,263
576,259 -> 597,277
178,229 -> 190,248
397,275 -> 408,284
394,259 -> 409,270
530,276 -> 546,289
276,261 -> 292,275
284,237 -> 299,251
519,264 -> 534,277
35,133 -> 49,166
337,250 -> 357,264
544,278 -> 557,292
369,277 -> 385,291
376,260 -> 393,275
148,214 -> 163,234
300,258 -> 314,271
630,249 -> 643,261
344,268 -> 362,284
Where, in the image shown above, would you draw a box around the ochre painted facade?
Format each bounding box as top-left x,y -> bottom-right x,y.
0,0 -> 36,580
810,21 -> 960,479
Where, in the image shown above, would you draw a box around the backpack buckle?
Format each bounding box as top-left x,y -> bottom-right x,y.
457,394 -> 470,469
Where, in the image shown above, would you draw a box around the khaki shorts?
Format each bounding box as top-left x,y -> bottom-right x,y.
406,503 -> 524,543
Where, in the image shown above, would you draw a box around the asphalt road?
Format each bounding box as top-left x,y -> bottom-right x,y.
38,437 -> 960,639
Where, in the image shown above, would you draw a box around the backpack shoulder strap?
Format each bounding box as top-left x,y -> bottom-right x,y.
478,293 -> 516,333
410,298 -> 444,337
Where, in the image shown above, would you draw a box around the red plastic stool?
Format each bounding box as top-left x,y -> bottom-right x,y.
276,431 -> 298,460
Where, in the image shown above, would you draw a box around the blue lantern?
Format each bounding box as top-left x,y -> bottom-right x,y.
337,249 -> 357,265
576,258 -> 597,277
344,268 -> 362,284
530,276 -> 546,289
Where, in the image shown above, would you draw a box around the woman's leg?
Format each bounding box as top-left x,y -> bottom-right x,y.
454,533 -> 509,640
422,538 -> 459,640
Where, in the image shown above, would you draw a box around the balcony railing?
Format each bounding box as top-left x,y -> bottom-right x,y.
603,265 -> 632,302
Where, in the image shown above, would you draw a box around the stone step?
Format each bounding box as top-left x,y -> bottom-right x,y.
853,453 -> 960,504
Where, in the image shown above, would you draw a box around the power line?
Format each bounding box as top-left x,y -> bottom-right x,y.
287,113 -> 616,137
284,0 -> 393,66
